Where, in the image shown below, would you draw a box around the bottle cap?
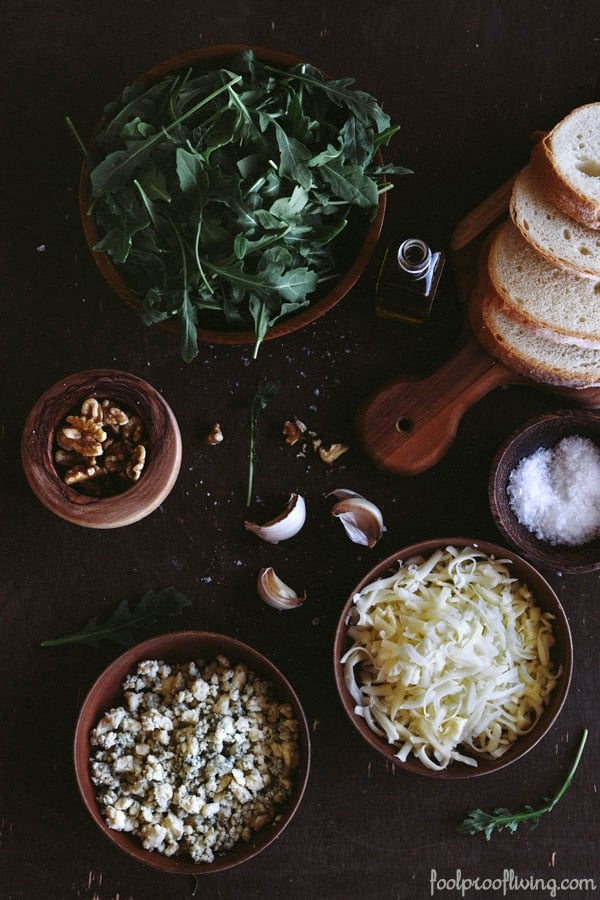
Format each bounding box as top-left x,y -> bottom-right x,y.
397,239 -> 432,276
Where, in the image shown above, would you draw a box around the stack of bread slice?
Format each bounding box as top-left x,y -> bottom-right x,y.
469,102 -> 600,388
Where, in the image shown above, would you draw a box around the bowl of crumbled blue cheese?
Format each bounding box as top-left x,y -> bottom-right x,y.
74,631 -> 311,873
489,409 -> 600,573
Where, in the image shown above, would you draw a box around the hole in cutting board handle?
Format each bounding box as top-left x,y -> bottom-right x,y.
396,418 -> 413,433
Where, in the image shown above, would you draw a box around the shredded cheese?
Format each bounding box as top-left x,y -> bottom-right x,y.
341,545 -> 560,770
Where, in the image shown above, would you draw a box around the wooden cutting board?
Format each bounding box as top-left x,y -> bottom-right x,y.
357,176 -> 600,475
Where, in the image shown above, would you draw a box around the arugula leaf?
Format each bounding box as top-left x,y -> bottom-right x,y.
457,729 -> 588,840
273,121 -> 312,190
246,377 -> 282,505
99,78 -> 174,147
138,160 -> 171,202
175,147 -> 208,194
40,587 -> 191,648
178,289 -> 199,363
142,287 -> 175,323
268,184 -> 310,221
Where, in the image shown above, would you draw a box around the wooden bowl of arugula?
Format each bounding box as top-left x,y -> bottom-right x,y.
78,45 -> 407,361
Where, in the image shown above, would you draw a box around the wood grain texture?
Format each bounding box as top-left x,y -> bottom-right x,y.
357,338 -> 523,474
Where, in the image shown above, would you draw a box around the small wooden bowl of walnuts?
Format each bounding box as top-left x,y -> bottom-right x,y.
21,369 -> 182,528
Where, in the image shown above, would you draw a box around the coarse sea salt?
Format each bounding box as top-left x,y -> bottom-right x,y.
507,434 -> 600,546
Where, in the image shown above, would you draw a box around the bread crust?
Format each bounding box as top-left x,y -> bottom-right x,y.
487,221 -> 600,347
532,138 -> 600,230
509,165 -> 600,279
469,248 -> 600,388
530,103 -> 600,230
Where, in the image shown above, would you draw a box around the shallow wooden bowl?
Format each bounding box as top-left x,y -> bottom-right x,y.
333,537 -> 572,778
79,45 -> 387,348
489,410 -> 600,574
74,631 -> 311,874
21,369 -> 182,528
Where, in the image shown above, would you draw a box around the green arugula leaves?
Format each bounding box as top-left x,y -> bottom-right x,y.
83,50 -> 410,360
246,377 -> 282,507
457,729 -> 588,839
40,587 -> 191,648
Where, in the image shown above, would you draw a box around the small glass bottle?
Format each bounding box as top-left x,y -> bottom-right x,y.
375,238 -> 445,324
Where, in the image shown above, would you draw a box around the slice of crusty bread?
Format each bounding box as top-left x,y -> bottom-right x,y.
531,102 -> 600,229
469,270 -> 600,388
487,220 -> 600,347
510,164 -> 600,278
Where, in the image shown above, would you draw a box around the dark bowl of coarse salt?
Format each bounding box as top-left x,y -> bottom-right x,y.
489,409 -> 600,574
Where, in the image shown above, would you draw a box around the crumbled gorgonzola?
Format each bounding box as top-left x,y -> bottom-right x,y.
89,655 -> 301,863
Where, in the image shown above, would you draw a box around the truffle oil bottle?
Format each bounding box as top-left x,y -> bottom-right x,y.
376,238 -> 445,324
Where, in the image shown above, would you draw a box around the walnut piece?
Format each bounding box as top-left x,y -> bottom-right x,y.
64,464 -> 107,485
283,419 -> 306,445
283,417 -> 348,465
57,416 -> 107,458
54,448 -> 88,467
80,397 -> 102,422
318,443 -> 349,464
121,415 -> 145,444
126,445 -> 146,481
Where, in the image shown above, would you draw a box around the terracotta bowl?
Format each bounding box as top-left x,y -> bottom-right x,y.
21,369 -> 182,528
489,410 -> 600,574
333,537 -> 572,779
79,45 -> 387,348
74,631 -> 311,874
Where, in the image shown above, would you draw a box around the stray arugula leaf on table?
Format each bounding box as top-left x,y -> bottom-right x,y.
247,376 -> 282,507
76,49 -> 411,361
457,729 -> 588,839
40,587 -> 191,648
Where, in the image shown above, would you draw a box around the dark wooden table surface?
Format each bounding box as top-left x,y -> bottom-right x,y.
2,2 -> 599,898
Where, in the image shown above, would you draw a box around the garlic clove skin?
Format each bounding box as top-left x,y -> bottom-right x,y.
257,567 -> 305,610
328,489 -> 385,548
244,493 -> 306,544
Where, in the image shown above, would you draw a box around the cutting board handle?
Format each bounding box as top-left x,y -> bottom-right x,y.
356,337 -> 521,475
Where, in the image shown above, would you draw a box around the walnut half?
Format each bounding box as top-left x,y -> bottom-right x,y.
57,416 -> 106,459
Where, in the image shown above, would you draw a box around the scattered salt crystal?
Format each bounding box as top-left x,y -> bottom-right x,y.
507,435 -> 600,545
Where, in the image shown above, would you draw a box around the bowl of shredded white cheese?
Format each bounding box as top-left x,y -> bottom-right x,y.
490,410 -> 600,573
74,631 -> 311,873
333,539 -> 572,777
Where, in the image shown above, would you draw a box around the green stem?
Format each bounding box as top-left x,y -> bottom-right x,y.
65,116 -> 91,161
134,178 -> 159,229
167,214 -> 188,288
40,613 -> 156,647
246,393 -> 260,507
546,728 -> 588,812
194,214 -> 215,295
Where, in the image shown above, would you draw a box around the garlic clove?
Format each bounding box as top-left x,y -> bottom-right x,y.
257,567 -> 305,610
244,493 -> 306,544
328,489 -> 385,548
